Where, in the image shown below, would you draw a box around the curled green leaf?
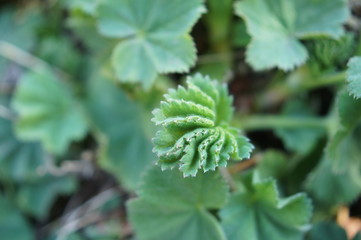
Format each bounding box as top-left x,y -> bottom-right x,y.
152,74 -> 253,177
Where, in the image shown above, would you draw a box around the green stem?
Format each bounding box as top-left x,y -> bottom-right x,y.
300,71 -> 346,90
257,70 -> 346,109
234,115 -> 328,131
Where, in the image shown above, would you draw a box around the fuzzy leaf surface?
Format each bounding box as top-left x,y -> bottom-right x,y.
97,0 -> 205,87
152,74 -> 253,177
235,0 -> 349,70
13,70 -> 88,155
127,167 -> 228,240
307,34 -> 355,70
220,176 -> 312,240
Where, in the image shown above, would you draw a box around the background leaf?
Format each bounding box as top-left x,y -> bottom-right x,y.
16,175 -> 76,219
127,167 -> 228,240
0,7 -> 42,78
0,194 -> 33,240
307,222 -> 348,240
275,100 -> 325,155
0,116 -> 45,182
96,0 -> 206,87
13,70 -> 88,155
306,154 -> 361,206
235,0 -> 349,70
220,175 -> 312,240
347,56 -> 361,99
256,150 -> 288,179
85,76 -> 155,190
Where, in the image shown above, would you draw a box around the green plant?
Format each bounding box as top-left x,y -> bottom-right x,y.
152,74 -> 253,176
1,0 -> 361,239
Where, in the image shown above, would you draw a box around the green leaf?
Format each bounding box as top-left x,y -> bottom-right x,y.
127,167 -> 228,240
17,175 -> 76,219
12,70 -> 88,155
65,0 -> 99,15
234,0 -> 349,71
355,233 -> 361,240
0,116 -> 45,182
0,194 -> 33,240
347,56 -> 361,99
327,126 -> 361,174
0,7 -> 41,50
85,76 -> 155,190
275,100 -> 325,155
220,175 -> 312,240
233,20 -> 251,48
197,61 -> 230,81
256,150 -> 287,179
306,155 -> 361,205
66,9 -> 113,55
36,36 -> 82,75
337,90 -> 361,129
307,222 -> 348,240
307,93 -> 361,205
0,7 -> 42,76
327,91 -> 361,172
96,0 -> 206,87
152,74 -> 254,177
307,34 -> 355,71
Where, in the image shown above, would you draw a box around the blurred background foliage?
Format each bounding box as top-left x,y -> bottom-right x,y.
1,0 -> 361,239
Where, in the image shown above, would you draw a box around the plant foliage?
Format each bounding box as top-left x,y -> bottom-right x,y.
152,74 -> 253,176
13,70 -> 88,155
235,0 -> 349,70
127,166 -> 228,240
96,0 -> 206,88
347,56 -> 361,99
221,174 -> 312,240
1,0 -> 361,239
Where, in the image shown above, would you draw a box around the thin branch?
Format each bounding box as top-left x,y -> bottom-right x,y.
228,158 -> 258,175
220,167 -> 237,191
38,152 -> 95,177
41,188 -> 119,239
0,41 -> 71,79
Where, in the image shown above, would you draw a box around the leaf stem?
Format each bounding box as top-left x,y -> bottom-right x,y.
255,69 -> 346,109
219,167 -> 237,191
300,71 -> 346,90
234,115 -> 328,131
